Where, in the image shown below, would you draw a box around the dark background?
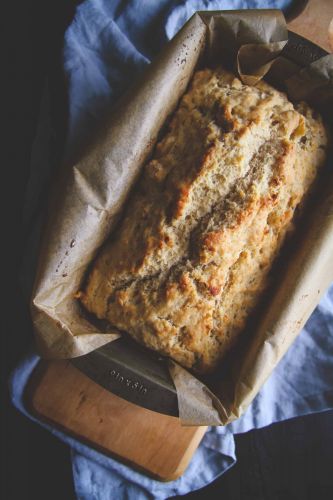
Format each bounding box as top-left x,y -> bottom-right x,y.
2,1 -> 333,499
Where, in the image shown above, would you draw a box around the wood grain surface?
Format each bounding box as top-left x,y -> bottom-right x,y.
26,360 -> 207,481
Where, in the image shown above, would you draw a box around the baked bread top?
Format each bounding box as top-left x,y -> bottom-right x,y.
79,68 -> 328,373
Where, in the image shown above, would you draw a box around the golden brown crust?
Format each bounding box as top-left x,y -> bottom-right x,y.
79,68 -> 328,373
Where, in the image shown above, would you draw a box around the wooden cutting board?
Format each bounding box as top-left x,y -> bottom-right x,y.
26,0 -> 333,482
26,360 -> 207,481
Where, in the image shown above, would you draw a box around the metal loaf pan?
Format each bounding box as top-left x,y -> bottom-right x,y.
72,30 -> 329,417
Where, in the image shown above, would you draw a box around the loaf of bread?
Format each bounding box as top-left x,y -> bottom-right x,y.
79,68 -> 328,373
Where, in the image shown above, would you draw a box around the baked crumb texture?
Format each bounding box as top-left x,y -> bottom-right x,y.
79,68 -> 328,373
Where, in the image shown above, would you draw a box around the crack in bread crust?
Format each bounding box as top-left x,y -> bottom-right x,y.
79,68 -> 328,373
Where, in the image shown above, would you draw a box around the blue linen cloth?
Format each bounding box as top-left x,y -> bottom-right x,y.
10,1 -> 333,498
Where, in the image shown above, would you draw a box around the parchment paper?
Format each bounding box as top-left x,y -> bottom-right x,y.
31,10 -> 333,425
